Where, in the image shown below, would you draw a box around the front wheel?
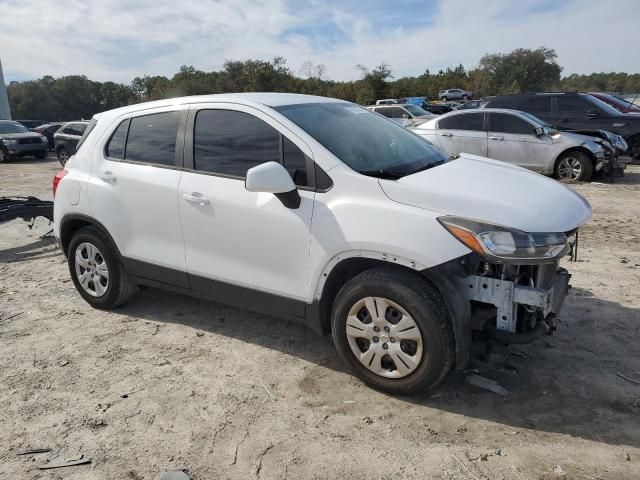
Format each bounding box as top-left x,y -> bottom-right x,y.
0,147 -> 8,163
331,268 -> 454,395
57,147 -> 69,166
555,151 -> 593,182
441,96 -> 448,102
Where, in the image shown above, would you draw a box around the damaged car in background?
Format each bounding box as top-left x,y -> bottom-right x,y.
53,94 -> 591,394
412,108 -> 624,181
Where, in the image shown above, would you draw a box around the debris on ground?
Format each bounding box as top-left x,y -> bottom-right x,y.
552,465 -> 566,478
620,257 -> 630,264
16,448 -> 51,455
195,331 -> 204,337
38,454 -> 91,470
159,469 -> 191,480
464,374 -> 509,397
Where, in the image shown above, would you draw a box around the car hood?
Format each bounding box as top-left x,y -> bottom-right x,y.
0,132 -> 43,139
379,153 -> 592,233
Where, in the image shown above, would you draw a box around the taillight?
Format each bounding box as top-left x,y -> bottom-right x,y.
53,170 -> 68,197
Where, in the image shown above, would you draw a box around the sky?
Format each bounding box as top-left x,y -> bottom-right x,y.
1,0 -> 639,84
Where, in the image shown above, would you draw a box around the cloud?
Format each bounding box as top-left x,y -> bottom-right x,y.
0,0 -> 638,83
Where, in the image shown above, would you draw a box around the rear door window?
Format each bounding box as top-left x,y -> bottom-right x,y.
450,112 -> 484,131
125,111 -> 180,167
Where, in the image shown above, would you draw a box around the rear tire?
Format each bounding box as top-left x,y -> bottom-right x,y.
68,226 -> 138,309
441,96 -> 448,102
555,151 -> 593,182
331,267 -> 455,395
0,147 -> 8,163
57,147 -> 69,166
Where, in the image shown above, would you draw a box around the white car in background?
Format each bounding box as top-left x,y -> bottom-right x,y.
412,109 -> 607,181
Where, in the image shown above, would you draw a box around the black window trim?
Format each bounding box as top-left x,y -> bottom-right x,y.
183,106 -> 332,193
102,110 -> 186,170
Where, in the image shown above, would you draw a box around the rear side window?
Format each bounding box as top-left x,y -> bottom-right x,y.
193,109 -> 309,187
521,96 -> 552,115
450,112 -> 484,131
489,113 -> 533,134
105,119 -> 129,159
125,112 -> 180,166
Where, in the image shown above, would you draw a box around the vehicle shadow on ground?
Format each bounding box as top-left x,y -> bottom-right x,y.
121,285 -> 640,449
0,236 -> 58,263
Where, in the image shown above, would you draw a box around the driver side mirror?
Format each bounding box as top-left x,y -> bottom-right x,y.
587,109 -> 600,119
534,126 -> 546,136
402,114 -> 410,119
245,161 -> 300,209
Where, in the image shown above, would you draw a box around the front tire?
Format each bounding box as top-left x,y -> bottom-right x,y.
68,226 -> 138,309
331,268 -> 455,395
555,151 -> 593,182
441,96 -> 448,102
57,147 -> 69,166
0,147 -> 9,163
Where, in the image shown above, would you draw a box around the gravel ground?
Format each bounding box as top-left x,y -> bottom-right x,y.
1,156 -> 639,479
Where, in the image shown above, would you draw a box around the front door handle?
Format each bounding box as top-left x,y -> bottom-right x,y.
182,192 -> 210,206
441,132 -> 453,137
489,136 -> 504,141
99,171 -> 117,184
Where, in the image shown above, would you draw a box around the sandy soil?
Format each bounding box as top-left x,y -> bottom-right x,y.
1,156 -> 639,479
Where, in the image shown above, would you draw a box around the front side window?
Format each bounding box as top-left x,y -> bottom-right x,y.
125,111 -> 180,166
450,112 -> 484,131
489,113 -> 533,134
276,103 -> 446,179
390,107 -> 406,119
194,109 -> 309,186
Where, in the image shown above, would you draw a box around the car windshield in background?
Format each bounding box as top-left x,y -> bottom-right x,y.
404,104 -> 431,117
0,122 -> 29,134
275,103 -> 446,179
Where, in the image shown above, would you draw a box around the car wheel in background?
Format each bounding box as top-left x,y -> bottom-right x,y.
462,95 -> 468,101
68,226 -> 139,309
441,96 -> 448,102
57,147 -> 70,166
331,267 -> 454,395
0,147 -> 8,163
628,134 -> 640,162
555,151 -> 593,182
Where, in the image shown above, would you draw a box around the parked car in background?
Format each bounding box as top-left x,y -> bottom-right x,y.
32,122 -> 63,150
412,109 -> 609,181
484,92 -> 640,160
453,99 -> 486,110
52,93 -> 591,395
375,99 -> 397,105
438,89 -> 472,101
0,120 -> 48,162
16,119 -> 47,130
398,97 -> 453,115
589,92 -> 640,114
54,121 -> 89,165
367,104 -> 436,126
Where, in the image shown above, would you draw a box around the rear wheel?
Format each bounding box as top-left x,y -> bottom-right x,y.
331,268 -> 454,395
555,151 -> 593,182
0,147 -> 8,163
68,226 -> 138,309
57,147 -> 69,166
441,96 -> 448,102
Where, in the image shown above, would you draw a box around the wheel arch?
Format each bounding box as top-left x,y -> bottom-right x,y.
554,146 -> 598,169
59,214 -> 120,258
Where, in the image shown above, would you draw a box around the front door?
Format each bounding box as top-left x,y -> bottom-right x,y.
178,104 -> 315,316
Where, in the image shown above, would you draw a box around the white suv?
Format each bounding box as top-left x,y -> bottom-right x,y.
53,93 -> 591,394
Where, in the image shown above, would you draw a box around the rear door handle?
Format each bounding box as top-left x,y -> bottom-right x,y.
489,136 -> 504,141
441,132 -> 453,137
99,171 -> 117,184
182,192 -> 209,206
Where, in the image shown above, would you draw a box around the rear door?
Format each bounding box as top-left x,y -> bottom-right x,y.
177,103 -> 316,312
88,107 -> 188,285
487,112 -> 552,172
435,112 -> 487,156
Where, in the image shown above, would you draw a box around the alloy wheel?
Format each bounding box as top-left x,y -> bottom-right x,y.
58,149 -> 69,165
557,156 -> 583,180
74,242 -> 109,297
345,296 -> 424,379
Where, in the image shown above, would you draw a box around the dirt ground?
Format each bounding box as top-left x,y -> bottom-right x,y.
1,156 -> 639,480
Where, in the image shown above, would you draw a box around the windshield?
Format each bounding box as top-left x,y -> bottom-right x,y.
276,103 -> 446,178
0,121 -> 29,134
404,104 -> 431,117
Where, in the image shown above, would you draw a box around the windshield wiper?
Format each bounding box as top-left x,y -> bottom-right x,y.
406,160 -> 446,176
358,169 -> 405,180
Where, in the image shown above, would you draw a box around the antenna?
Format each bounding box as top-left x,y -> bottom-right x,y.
0,58 -> 11,120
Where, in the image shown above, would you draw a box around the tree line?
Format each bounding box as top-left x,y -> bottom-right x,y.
6,47 -> 640,121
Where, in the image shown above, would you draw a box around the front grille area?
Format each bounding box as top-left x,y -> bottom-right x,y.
18,137 -> 42,145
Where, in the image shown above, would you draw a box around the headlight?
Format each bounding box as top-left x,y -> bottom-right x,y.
438,216 -> 568,263
1,138 -> 17,145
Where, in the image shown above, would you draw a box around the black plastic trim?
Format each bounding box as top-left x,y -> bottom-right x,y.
274,189 -> 301,209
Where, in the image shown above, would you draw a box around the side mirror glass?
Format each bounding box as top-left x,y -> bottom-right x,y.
245,161 -> 300,209
587,109 -> 600,118
534,126 -> 546,136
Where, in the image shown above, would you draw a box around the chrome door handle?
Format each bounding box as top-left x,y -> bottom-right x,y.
489,136 -> 504,141
441,132 -> 453,137
182,192 -> 210,206
99,171 -> 117,184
